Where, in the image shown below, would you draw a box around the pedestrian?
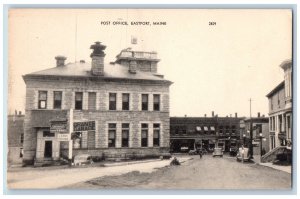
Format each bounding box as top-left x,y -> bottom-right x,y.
241,145 -> 245,164
199,149 -> 203,159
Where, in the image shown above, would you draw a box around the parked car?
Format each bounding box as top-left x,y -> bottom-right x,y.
73,154 -> 93,166
212,148 -> 223,157
236,147 -> 250,162
188,149 -> 199,155
229,146 -> 238,156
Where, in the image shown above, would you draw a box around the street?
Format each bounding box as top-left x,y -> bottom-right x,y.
67,155 -> 291,189
7,154 -> 291,190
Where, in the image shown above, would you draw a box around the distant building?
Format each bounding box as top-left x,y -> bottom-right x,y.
266,60 -> 292,150
239,113 -> 269,155
7,111 -> 24,166
22,42 -> 172,166
170,113 -> 242,153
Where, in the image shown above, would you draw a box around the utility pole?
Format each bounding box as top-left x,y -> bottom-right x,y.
249,98 -> 253,159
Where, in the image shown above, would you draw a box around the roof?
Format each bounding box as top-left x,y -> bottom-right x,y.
24,62 -> 171,84
266,81 -> 285,98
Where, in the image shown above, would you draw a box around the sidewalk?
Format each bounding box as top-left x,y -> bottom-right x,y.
252,155 -> 291,174
7,157 -> 191,189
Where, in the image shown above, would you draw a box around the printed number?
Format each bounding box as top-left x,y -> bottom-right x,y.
209,22 -> 216,25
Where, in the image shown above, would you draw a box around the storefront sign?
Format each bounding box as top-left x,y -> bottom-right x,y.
57,133 -> 70,141
73,121 -> 95,131
50,120 -> 68,133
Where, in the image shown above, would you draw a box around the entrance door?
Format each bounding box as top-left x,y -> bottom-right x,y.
44,141 -> 53,158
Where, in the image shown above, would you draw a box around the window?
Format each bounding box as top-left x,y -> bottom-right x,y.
109,93 -> 117,110
219,126 -> 223,135
88,92 -> 96,110
38,91 -> 47,109
122,93 -> 130,110
141,123 -> 148,147
108,123 -> 116,147
142,94 -> 149,111
87,131 -> 95,149
72,132 -> 82,149
75,92 -> 83,110
153,94 -> 160,111
122,123 -> 130,147
53,91 -> 62,109
20,133 -> 24,144
153,123 -> 160,147
43,130 -> 55,137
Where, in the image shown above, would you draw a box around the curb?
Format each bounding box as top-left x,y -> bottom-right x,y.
103,159 -> 165,167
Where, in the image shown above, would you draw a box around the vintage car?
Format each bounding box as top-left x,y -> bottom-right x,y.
236,147 -> 250,162
188,149 -> 199,155
212,148 -> 223,157
73,154 -> 93,166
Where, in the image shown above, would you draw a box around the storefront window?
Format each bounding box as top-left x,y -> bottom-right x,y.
72,132 -> 82,149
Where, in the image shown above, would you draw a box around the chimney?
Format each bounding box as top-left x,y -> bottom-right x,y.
204,114 -> 207,117
212,111 -> 214,117
90,41 -> 106,76
55,56 -> 66,67
257,112 -> 260,117
129,60 -> 137,74
19,111 -> 22,115
235,113 -> 237,118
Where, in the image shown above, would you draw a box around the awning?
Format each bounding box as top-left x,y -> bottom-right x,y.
210,126 -> 215,131
204,126 -> 208,131
196,126 -> 202,131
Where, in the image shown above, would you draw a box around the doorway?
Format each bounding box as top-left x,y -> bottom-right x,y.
44,141 -> 53,158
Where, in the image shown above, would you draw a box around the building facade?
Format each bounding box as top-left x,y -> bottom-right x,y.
7,112 -> 24,166
266,60 -> 292,150
22,42 -> 172,165
170,113 -> 241,153
239,113 -> 269,155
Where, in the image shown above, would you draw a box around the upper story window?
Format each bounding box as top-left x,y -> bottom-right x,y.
122,93 -> 130,110
88,92 -> 96,110
142,94 -> 149,111
20,133 -> 24,144
38,91 -> 47,109
75,92 -> 83,110
53,91 -> 62,109
153,94 -> 160,111
109,93 -> 117,110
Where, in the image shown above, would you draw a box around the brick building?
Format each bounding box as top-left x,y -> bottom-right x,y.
7,112 -> 24,166
266,60 -> 292,150
239,113 -> 269,155
22,42 -> 172,165
170,113 -> 241,153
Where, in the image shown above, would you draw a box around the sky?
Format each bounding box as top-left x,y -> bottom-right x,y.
8,9 -> 292,117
